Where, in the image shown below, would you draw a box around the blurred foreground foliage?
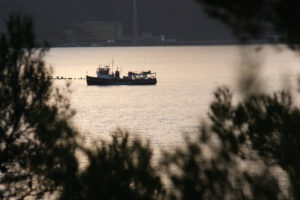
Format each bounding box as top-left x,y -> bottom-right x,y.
2,12 -> 300,200
162,87 -> 300,199
0,14 -> 163,200
60,129 -> 165,200
0,13 -> 79,199
195,0 -> 300,50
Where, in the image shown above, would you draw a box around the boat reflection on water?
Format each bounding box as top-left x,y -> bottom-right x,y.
86,65 -> 157,86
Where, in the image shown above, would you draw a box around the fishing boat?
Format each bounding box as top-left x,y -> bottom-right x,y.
86,65 -> 157,86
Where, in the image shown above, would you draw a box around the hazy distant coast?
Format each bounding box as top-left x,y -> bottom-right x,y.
0,0 -> 235,47
54,39 -> 281,48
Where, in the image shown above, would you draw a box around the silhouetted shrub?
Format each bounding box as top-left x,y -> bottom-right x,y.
195,0 -> 300,50
4,8 -> 300,200
161,87 -> 294,199
0,14 -> 165,200
0,13 -> 79,199
60,129 -> 165,200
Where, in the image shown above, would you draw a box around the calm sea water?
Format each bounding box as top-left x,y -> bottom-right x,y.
46,45 -> 300,163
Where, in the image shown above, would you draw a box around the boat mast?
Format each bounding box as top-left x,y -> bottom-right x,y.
111,58 -> 114,74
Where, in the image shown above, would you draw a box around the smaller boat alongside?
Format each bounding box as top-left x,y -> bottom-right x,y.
86,65 -> 157,86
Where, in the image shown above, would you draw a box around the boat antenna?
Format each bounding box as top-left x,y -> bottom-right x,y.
111,59 -> 114,73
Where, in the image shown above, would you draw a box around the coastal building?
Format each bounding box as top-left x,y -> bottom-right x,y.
76,21 -> 124,40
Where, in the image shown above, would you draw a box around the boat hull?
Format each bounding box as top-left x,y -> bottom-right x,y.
86,76 -> 157,86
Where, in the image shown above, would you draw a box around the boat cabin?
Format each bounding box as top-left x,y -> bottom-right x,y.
96,65 -> 156,80
96,66 -> 113,79
128,71 -> 156,79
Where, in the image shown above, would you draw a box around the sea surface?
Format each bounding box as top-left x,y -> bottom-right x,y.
46,45 -> 300,164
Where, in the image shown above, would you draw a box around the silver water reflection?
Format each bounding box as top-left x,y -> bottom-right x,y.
46,45 -> 300,163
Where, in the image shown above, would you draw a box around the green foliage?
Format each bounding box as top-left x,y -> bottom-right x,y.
0,14 -> 165,200
4,9 -> 300,200
227,89 -> 300,199
60,129 -> 165,200
0,13 -> 79,199
161,87 -> 299,199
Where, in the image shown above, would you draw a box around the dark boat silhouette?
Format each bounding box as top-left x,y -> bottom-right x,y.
86,65 -> 157,86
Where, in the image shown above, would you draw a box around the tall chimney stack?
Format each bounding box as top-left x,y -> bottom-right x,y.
132,0 -> 138,43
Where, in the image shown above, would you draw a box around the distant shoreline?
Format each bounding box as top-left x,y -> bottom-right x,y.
52,40 -> 282,48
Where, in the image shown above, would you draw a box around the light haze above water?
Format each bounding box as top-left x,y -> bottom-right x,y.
46,45 -> 300,161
